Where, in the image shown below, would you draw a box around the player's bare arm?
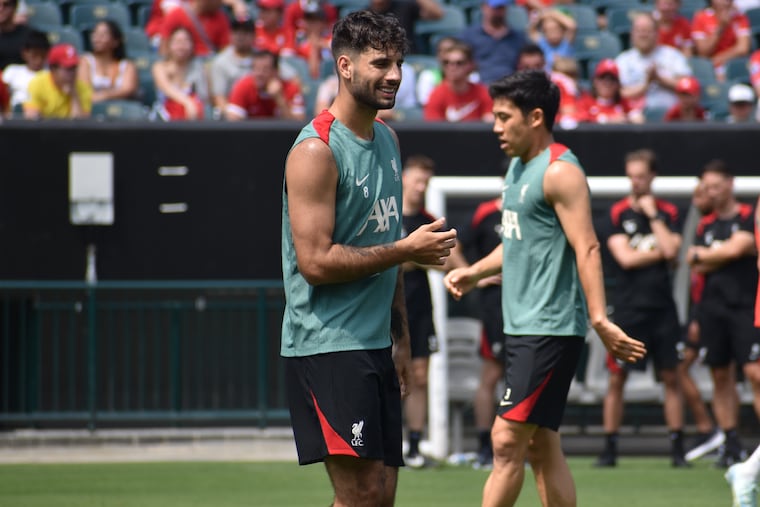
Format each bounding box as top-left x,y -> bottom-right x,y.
286,138 -> 458,285
545,160 -> 646,363
390,269 -> 412,398
607,233 -> 666,270
444,243 -> 503,300
687,231 -> 756,274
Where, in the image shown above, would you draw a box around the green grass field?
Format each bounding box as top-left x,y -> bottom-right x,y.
0,457 -> 731,506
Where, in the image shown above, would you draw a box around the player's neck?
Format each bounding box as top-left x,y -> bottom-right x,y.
715,199 -> 739,219
329,94 -> 377,140
518,132 -> 553,164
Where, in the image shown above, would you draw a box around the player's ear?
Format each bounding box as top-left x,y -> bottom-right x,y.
337,54 -> 352,80
529,107 -> 544,128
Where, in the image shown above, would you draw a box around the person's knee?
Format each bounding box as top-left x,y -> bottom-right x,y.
742,363 -> 760,386
491,420 -> 531,462
607,371 -> 627,393
711,366 -> 733,386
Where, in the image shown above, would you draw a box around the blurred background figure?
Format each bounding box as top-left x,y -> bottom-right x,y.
24,43 -> 92,119
726,82 -> 756,122
77,19 -> 138,104
665,76 -> 706,121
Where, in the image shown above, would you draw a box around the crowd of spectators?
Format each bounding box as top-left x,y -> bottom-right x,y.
1,0 -> 760,122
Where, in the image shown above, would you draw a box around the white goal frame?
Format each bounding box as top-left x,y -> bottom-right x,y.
424,175 -> 760,460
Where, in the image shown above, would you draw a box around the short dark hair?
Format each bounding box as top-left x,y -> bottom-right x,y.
253,48 -> 279,69
404,154 -> 435,173
331,10 -> 408,62
489,70 -> 559,131
700,159 -> 733,179
23,29 -> 51,52
518,42 -> 545,60
625,149 -> 658,173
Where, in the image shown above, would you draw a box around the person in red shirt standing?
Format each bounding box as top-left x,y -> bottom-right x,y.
423,41 -> 493,122
286,2 -> 331,79
583,59 -> 644,124
225,49 -> 306,120
255,0 -> 294,55
691,0 -> 751,79
284,0 -> 338,42
159,0 -> 231,57
654,0 -> 693,56
665,75 -> 707,120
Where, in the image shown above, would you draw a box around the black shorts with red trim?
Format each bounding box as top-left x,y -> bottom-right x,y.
497,334 -> 584,431
479,287 -> 506,363
407,311 -> 437,359
698,302 -> 760,368
284,347 -> 404,466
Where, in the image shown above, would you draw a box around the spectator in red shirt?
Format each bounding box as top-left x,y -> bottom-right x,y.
665,75 -> 707,120
284,0 -> 338,42
583,59 -> 644,124
286,2 -> 331,79
691,0 -> 751,78
550,55 -> 590,128
423,41 -> 493,122
255,0 -> 294,55
654,0 -> 693,56
159,0 -> 231,57
225,49 -> 306,120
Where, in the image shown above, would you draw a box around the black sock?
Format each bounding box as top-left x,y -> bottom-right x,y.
604,433 -> 618,455
724,428 -> 742,449
408,431 -> 422,456
478,430 -> 491,453
670,430 -> 684,454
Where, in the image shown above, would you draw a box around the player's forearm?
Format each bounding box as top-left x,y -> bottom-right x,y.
469,243 -> 503,280
612,248 -> 663,269
576,240 -> 609,328
649,220 -> 681,260
299,241 -> 408,285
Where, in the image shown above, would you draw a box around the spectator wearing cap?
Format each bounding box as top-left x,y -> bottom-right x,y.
23,44 -> 92,119
225,49 -> 305,120
459,0 -> 527,84
664,75 -> 706,120
0,0 -> 32,70
284,0 -> 338,43
285,1 -> 331,79
616,12 -> 692,112
692,0 -> 750,79
211,17 -> 255,113
583,59 -> 644,124
653,0 -> 693,57
726,82 -> 756,122
368,0 -> 443,54
255,0 -> 294,55
159,0 -> 231,57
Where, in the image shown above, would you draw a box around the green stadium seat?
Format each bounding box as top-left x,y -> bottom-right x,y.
415,5 -> 467,53
25,2 -> 63,30
70,2 -> 131,32
92,99 -> 149,120
725,56 -> 750,84
46,26 -> 85,52
689,56 -> 718,86
573,30 -> 623,65
558,4 -> 598,32
124,27 -> 152,54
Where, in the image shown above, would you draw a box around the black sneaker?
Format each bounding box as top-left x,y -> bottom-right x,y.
715,444 -> 748,469
473,449 -> 493,470
671,453 -> 692,468
685,429 -> 725,462
594,452 -> 617,467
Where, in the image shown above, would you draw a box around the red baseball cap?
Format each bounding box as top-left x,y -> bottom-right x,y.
257,0 -> 284,9
48,43 -> 79,68
594,59 -> 619,79
675,76 -> 700,96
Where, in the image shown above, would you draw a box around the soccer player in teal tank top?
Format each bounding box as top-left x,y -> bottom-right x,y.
444,70 -> 647,507
281,11 -> 458,507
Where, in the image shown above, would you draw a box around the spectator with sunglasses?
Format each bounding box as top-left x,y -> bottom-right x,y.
423,41 -> 493,122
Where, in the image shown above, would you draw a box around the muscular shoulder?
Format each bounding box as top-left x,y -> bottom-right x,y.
543,159 -> 587,205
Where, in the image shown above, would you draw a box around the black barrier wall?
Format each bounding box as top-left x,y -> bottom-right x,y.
2,120 -> 759,280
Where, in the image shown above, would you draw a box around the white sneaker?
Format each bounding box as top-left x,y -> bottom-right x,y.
405,453 -> 426,469
685,430 -> 726,462
726,462 -> 758,507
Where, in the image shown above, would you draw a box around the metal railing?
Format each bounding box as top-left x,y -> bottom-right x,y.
0,280 -> 288,429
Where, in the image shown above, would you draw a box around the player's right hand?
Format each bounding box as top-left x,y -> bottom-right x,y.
443,267 -> 479,301
595,320 -> 647,364
403,217 -> 457,266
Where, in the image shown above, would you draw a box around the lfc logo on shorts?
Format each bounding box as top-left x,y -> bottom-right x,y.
351,420 -> 365,447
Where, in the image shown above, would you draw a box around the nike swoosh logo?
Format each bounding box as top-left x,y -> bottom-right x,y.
445,101 -> 480,122
499,400 -> 513,407
356,174 -> 369,186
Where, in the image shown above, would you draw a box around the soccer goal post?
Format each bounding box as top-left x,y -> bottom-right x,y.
424,175 -> 760,460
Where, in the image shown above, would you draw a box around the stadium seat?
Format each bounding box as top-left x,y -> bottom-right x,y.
606,5 -> 652,48
643,104 -> 668,122
25,2 -> 63,31
59,0 -> 108,24
573,31 -> 623,66
91,100 -> 149,120
506,5 -> 529,31
586,0 -> 645,13
558,4 -> 598,32
689,56 -> 718,86
131,50 -> 160,106
70,2 -> 131,32
46,26 -> 85,52
725,56 -> 750,84
124,27 -> 152,54
394,106 -> 424,121
701,81 -> 731,120
404,53 -> 439,77
124,0 -> 154,27
446,317 -> 483,455
136,3 -> 152,29
415,5 -> 467,54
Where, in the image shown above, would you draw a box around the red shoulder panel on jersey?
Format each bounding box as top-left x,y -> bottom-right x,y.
312,110 -> 336,144
739,203 -> 754,219
655,198 -> 679,223
609,197 -> 630,227
696,212 -> 718,236
471,198 -> 501,228
548,143 -> 568,163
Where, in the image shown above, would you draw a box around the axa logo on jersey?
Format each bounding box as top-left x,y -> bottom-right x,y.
357,196 -> 399,236
502,209 -> 522,240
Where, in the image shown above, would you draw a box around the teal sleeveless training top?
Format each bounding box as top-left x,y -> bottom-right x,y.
281,111 -> 403,357
500,143 -> 588,336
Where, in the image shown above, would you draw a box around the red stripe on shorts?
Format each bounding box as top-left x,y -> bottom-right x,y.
502,369 -> 553,422
311,391 -> 358,457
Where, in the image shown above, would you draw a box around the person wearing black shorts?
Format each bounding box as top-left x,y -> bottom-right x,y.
595,149 -> 689,468
687,160 -> 760,468
444,70 -> 645,507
